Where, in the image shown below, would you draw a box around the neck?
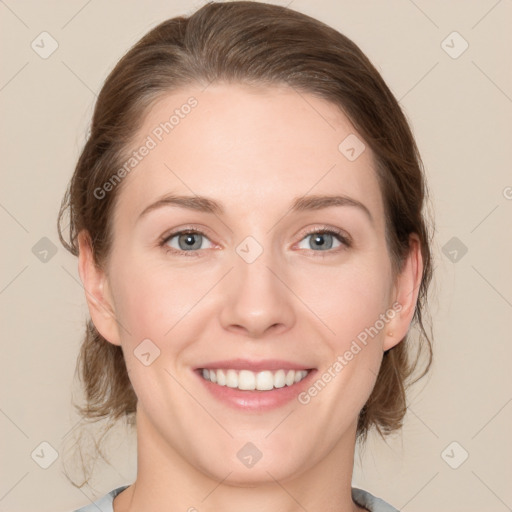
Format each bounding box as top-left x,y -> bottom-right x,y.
114,409 -> 366,512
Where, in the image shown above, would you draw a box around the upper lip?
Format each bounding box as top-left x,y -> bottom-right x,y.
196,359 -> 314,372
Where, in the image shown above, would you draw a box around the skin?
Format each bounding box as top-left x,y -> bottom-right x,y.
78,83 -> 422,512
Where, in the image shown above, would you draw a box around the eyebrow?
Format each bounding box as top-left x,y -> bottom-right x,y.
137,193 -> 373,224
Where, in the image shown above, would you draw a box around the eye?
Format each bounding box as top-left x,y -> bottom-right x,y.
296,228 -> 351,252
159,226 -> 351,257
161,229 -> 214,255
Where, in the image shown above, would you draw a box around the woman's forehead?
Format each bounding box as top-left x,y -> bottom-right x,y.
138,82 -> 354,144
114,83 -> 384,225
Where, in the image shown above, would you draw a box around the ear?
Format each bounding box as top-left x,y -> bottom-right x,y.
77,230 -> 121,346
383,233 -> 423,351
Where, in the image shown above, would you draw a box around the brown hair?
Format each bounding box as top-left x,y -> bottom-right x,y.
58,0 -> 434,464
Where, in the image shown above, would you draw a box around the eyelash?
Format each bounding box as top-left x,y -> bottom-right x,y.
158,226 -> 352,258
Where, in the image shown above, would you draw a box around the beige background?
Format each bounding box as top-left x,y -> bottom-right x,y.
1,1 -> 511,511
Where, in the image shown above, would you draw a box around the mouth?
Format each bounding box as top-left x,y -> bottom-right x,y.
194,359 -> 316,411
198,368 -> 311,391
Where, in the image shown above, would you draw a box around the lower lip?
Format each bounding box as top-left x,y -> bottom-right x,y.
195,369 -> 316,412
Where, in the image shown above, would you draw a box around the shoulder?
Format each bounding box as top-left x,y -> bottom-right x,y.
71,485 -> 130,512
352,487 -> 400,512
71,484 -> 396,512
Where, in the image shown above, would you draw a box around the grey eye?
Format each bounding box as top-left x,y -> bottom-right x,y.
165,231 -> 213,251
297,232 -> 343,251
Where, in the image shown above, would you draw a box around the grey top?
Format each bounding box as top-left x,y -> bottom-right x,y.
72,485 -> 399,511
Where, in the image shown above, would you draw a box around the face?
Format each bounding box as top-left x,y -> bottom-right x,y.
80,82 -> 419,484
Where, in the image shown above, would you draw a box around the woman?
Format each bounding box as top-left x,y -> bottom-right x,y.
59,2 -> 434,511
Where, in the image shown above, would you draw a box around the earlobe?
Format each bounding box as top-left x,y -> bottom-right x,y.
383,234 -> 423,351
77,230 -> 121,346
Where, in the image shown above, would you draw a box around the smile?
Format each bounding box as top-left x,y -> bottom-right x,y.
200,368 -> 310,391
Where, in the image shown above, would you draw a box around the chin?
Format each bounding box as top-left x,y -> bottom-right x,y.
197,444 -> 312,486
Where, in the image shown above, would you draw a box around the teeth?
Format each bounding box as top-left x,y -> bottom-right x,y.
274,369 -> 286,388
201,368 -> 309,390
238,370 -> 255,390
217,369 -> 226,386
226,369 -> 238,388
256,370 -> 274,390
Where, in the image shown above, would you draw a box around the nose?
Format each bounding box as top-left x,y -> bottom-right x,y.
219,249 -> 296,338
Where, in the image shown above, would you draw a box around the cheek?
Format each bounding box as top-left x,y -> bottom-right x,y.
110,263 -> 202,406
300,256 -> 393,344
110,260 -> 203,345
295,264 -> 390,430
